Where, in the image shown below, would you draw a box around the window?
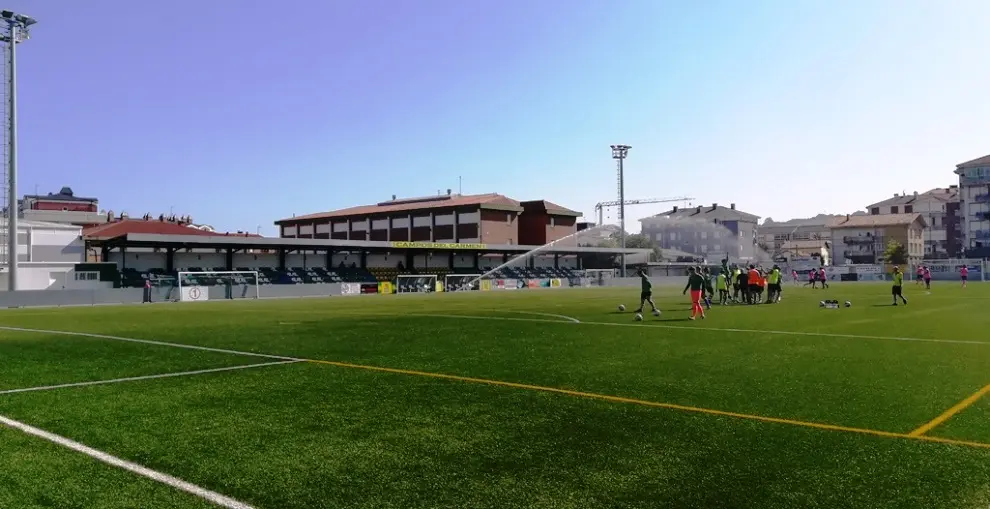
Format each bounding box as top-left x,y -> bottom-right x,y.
74,271 -> 98,281
700,231 -> 708,239
549,217 -> 555,227
890,206 -> 899,214
871,208 -> 880,215
669,232 -> 676,240
904,205 -> 913,213
713,244 -> 721,252
505,213 -> 511,225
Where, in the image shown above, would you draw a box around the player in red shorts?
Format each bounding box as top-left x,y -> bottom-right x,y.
683,267 -> 706,320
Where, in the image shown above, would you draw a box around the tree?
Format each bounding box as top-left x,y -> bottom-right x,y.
883,239 -> 908,265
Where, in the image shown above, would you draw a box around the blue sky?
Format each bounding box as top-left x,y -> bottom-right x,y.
7,0 -> 990,234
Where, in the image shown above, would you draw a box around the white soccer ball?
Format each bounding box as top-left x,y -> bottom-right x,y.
652,309 -> 661,317
634,313 -> 643,321
819,301 -> 826,307
845,301 -> 851,307
618,304 -> 626,312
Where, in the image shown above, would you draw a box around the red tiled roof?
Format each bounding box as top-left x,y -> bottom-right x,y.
83,220 -> 260,239
521,200 -> 582,217
276,193 -> 524,224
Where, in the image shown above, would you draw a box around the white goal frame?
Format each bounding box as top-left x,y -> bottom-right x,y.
444,274 -> 483,292
177,271 -> 260,301
396,274 -> 438,294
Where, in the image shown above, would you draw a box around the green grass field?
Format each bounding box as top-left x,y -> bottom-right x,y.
0,281 -> 988,508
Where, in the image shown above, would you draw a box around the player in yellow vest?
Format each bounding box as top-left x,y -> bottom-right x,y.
891,266 -> 908,306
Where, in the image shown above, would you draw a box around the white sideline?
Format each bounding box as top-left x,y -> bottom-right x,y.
0,360 -> 301,396
510,311 -> 581,323
417,313 -> 990,347
0,413 -> 256,508
0,326 -> 302,361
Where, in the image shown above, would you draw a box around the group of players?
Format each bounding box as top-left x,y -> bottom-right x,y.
635,262 -> 788,320
634,260 -> 976,319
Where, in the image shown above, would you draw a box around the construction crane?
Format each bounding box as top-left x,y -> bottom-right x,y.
595,197 -> 693,226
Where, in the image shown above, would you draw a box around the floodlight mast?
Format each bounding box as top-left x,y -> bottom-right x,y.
0,11 -> 35,291
610,144 -> 631,277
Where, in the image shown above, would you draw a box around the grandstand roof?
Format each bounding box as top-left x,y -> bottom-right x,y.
827,213 -> 927,229
83,220 -> 261,240
92,232 -> 650,256
277,193 -> 525,224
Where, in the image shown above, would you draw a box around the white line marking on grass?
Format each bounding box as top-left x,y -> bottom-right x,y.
509,311 -> 581,323
420,313 -> 989,346
0,326 -> 302,361
0,414 -> 256,509
0,360 -> 301,396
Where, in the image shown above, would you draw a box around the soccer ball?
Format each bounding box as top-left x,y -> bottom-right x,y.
844,301 -> 851,307
819,301 -> 826,307
618,304 -> 626,312
652,309 -> 661,317
634,313 -> 643,321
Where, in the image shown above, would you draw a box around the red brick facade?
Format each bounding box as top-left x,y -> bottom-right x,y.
277,194 -> 581,246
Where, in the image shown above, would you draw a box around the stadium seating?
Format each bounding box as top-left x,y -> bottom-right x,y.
116,264 -> 576,288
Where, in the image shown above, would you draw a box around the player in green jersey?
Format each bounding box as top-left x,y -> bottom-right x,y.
634,269 -> 659,314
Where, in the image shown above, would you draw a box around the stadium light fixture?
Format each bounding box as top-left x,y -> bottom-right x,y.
1,11 -> 36,291
610,145 -> 631,277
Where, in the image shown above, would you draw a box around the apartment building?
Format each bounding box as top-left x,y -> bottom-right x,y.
865,187 -> 960,258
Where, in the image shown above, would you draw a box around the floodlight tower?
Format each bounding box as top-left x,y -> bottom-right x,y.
0,10 -> 35,291
610,144 -> 631,277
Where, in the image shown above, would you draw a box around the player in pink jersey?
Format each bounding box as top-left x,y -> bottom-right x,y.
922,266 -> 931,290
791,270 -> 799,284
818,267 -> 828,289
915,266 -> 924,285
960,265 -> 969,287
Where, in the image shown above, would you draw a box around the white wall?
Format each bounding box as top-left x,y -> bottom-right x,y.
0,263 -> 109,291
330,252 -> 361,267
110,251 -> 167,271
174,252 -> 225,270
232,253 -> 277,268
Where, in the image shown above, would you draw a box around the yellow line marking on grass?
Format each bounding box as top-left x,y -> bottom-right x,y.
909,383 -> 990,437
5,324 -> 988,450
303,358 -> 990,450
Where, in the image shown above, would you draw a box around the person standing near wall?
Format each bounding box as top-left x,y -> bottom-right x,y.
143,278 -> 152,303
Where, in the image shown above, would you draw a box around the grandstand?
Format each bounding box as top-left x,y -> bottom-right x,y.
94,232 -> 645,289
73,192 -> 645,292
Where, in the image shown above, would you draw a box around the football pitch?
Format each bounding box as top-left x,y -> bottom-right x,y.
0,283 -> 988,509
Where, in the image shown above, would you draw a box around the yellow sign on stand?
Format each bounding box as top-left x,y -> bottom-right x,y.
378,281 -> 393,294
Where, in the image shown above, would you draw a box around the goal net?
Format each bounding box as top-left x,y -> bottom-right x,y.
578,268 -> 616,287
177,271 -> 260,301
396,274 -> 437,294
444,274 -> 483,292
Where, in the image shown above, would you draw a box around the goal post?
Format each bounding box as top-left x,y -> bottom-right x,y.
177,271 -> 260,301
444,274 -> 483,292
396,274 -> 438,294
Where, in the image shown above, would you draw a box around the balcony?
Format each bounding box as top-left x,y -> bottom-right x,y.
842,236 -> 876,244
975,211 -> 990,221
974,194 -> 990,203
973,230 -> 990,240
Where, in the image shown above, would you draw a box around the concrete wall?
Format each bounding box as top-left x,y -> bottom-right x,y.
0,282 -> 344,308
